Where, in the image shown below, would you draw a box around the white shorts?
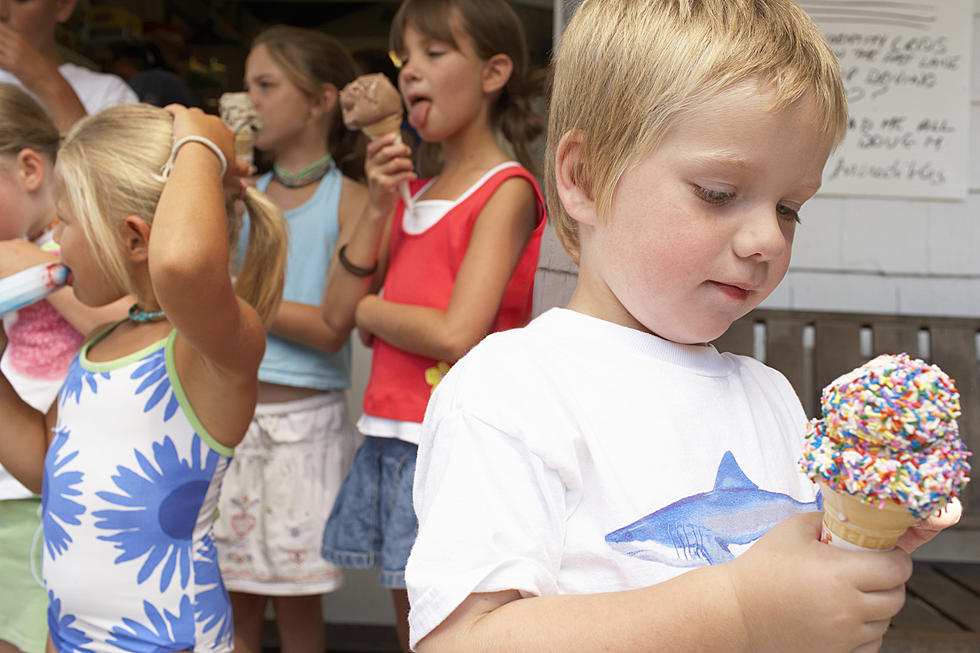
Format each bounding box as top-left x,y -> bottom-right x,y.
214,391 -> 356,596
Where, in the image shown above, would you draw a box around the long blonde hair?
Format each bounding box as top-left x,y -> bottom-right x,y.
56,103 -> 288,322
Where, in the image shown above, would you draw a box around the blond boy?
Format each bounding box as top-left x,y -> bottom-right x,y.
405,1 -> 958,651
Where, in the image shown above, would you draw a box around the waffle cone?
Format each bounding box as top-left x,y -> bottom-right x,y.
361,113 -> 403,140
234,131 -> 255,160
819,484 -> 919,551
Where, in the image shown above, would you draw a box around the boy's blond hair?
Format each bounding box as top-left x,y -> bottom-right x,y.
56,104 -> 288,323
545,0 -> 848,257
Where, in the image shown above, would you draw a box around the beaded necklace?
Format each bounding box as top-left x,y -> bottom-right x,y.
128,303 -> 166,323
272,153 -> 333,188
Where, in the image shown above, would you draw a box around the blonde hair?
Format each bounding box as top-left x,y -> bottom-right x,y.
56,104 -> 288,323
0,82 -> 59,163
253,25 -> 366,181
545,0 -> 848,257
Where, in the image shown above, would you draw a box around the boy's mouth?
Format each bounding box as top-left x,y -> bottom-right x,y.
709,280 -> 757,302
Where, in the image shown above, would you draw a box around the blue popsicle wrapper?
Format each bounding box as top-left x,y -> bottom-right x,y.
0,262 -> 70,316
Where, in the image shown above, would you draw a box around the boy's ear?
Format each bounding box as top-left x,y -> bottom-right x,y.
482,54 -> 513,94
555,130 -> 598,226
122,215 -> 152,262
54,0 -> 78,23
16,149 -> 47,193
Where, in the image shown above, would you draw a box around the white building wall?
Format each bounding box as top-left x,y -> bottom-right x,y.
535,2 -> 980,320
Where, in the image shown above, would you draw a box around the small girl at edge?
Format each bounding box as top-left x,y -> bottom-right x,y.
0,103 -> 287,652
320,1 -> 547,650
0,82 -> 129,653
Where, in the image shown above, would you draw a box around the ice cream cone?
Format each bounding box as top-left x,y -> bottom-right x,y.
819,483 -> 920,551
219,92 -> 261,165
362,113 -> 404,141
233,130 -> 255,165
361,114 -> 412,209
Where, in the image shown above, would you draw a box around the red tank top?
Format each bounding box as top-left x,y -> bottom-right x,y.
361,163 -> 546,424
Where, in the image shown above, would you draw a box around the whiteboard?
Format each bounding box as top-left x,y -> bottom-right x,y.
798,0 -> 974,199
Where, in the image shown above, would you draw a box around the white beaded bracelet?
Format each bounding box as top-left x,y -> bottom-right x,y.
154,135 -> 228,182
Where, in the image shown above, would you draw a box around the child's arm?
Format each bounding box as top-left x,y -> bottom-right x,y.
416,513 -> 910,653
272,178 -> 371,353
0,22 -> 86,132
321,133 -> 408,340
0,333 -> 51,493
0,239 -> 129,333
149,106 -> 267,448
354,176 -> 538,362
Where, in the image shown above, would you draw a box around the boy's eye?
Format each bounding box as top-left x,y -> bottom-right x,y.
693,185 -> 734,204
777,204 -> 802,224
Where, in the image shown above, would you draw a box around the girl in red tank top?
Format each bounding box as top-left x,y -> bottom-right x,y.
320,1 -> 547,649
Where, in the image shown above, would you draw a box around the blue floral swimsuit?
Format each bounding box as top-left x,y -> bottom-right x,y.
43,324 -> 233,652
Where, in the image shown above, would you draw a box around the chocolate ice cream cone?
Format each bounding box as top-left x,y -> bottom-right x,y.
362,114 -> 404,141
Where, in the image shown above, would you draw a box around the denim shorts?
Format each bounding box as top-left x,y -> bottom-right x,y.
321,436 -> 418,589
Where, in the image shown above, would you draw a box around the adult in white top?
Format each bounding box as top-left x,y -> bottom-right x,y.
0,0 -> 137,131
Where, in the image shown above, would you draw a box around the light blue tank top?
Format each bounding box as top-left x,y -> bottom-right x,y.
251,167 -> 351,390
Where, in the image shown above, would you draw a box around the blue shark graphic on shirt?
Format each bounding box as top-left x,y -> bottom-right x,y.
605,451 -> 820,567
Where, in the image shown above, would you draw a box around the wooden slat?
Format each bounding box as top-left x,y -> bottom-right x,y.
813,320 -> 864,413
929,324 -> 979,518
766,317 -> 807,409
906,565 -> 980,632
934,563 -> 980,596
891,594 -> 965,633
713,315 -> 754,357
532,268 -> 576,317
872,322 -> 921,359
881,631 -> 980,652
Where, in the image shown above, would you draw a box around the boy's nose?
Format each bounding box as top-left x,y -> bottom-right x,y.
732,209 -> 789,261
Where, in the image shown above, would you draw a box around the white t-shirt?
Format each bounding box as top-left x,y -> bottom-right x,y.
0,62 -> 137,114
406,308 -> 820,648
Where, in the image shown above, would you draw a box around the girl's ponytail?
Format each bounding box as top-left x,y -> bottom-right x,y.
496,68 -> 546,177
236,186 -> 288,324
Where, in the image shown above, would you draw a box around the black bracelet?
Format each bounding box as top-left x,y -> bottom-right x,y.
338,243 -> 378,277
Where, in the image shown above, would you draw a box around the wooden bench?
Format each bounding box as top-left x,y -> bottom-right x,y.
713,308 -> 979,538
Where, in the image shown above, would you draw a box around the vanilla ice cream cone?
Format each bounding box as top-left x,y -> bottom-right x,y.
219,92 -> 261,165
819,483 -> 920,551
233,129 -> 256,165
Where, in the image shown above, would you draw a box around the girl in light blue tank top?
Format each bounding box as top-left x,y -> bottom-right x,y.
0,105 -> 288,652
211,26 -> 370,652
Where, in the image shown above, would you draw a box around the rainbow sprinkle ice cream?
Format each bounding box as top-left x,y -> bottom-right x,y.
800,353 -> 971,550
